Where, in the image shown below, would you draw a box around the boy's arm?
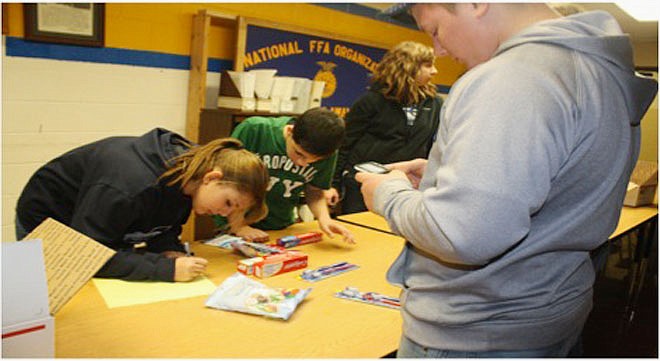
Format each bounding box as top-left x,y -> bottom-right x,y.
228,211 -> 269,243
305,184 -> 355,244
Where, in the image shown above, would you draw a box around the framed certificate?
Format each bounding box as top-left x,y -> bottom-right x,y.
23,3 -> 105,47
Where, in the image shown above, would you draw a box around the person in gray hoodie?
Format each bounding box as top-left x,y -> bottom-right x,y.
357,3 -> 657,358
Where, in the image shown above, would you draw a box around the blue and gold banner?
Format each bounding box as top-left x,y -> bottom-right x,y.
244,25 -> 386,117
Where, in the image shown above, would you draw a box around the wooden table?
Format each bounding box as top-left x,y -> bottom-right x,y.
338,205 -> 658,240
55,222 -> 405,358
339,206 -> 658,327
610,206 -> 658,239
338,211 -> 392,234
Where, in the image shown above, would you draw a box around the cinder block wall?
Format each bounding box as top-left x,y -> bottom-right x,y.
2,54 -> 190,240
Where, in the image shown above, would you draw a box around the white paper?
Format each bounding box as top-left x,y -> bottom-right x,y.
292,78 -> 313,114
227,71 -> 257,98
309,81 -> 326,108
271,77 -> 296,100
250,69 -> 278,99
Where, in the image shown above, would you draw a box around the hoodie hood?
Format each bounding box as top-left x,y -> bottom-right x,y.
133,128 -> 192,177
496,10 -> 657,125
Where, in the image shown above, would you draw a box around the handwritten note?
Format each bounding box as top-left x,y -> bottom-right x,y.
24,218 -> 116,314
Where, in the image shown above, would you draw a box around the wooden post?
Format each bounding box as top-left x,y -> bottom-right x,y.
235,16 -> 247,71
185,10 -> 211,144
182,10 -> 239,242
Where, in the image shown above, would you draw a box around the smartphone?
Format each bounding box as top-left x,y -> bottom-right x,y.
354,161 -> 390,174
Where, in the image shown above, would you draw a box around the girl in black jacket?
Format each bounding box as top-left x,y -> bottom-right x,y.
16,128 -> 268,282
329,41 -> 443,214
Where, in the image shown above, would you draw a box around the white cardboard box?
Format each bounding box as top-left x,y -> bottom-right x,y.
2,239 -> 55,358
623,160 -> 658,207
2,219 -> 115,358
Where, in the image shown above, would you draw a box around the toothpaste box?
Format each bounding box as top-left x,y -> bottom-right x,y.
237,257 -> 261,276
276,232 -> 323,248
237,251 -> 308,278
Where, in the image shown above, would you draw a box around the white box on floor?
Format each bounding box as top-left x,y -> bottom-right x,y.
2,239 -> 54,358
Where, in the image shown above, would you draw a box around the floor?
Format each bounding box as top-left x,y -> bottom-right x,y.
582,235 -> 658,357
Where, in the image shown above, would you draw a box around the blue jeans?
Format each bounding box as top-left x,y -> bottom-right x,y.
15,216 -> 28,241
397,331 -> 583,358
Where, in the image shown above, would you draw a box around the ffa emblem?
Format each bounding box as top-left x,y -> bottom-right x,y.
314,61 -> 337,98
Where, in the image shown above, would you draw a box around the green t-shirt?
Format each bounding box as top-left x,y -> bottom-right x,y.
213,116 -> 337,230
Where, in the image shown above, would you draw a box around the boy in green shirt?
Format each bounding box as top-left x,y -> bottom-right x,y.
213,107 -> 355,244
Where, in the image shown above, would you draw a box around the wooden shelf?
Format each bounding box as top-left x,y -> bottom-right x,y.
182,10 -> 298,241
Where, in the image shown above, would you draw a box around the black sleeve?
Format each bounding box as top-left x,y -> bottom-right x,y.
332,92 -> 381,190
70,183 -> 176,282
147,224 -> 186,254
95,250 -> 175,281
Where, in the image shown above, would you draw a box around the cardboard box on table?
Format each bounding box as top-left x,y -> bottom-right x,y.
624,160 -> 658,207
1,218 -> 115,358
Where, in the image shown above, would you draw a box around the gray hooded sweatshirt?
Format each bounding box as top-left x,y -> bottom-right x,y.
374,11 -> 657,351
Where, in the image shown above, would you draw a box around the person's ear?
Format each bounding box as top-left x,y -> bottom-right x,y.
284,124 -> 294,138
202,169 -> 224,184
473,3 -> 489,19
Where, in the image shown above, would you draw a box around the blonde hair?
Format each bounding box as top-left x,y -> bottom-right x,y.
161,138 -> 269,224
371,41 -> 437,105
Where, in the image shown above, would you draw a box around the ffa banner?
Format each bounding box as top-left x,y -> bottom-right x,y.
244,25 -> 387,117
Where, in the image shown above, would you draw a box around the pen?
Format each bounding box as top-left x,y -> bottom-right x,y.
184,242 -> 193,257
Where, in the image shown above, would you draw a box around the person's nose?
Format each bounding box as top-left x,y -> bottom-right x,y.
430,65 -> 438,75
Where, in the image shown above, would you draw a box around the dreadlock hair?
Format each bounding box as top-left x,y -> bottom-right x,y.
160,138 -> 269,224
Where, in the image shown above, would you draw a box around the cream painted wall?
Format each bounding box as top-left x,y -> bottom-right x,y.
633,40 -> 659,163
638,71 -> 658,163
2,52 -> 189,241
633,40 -> 659,69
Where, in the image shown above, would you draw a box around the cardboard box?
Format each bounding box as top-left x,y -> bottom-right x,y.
2,239 -> 54,358
2,219 -> 115,358
237,251 -> 308,278
624,160 -> 658,207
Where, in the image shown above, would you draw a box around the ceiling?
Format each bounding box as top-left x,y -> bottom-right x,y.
361,3 -> 658,45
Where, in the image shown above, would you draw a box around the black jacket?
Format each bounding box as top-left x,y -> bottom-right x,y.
332,90 -> 443,190
16,128 -> 192,281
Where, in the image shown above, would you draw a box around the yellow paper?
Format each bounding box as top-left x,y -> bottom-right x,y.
93,277 -> 217,308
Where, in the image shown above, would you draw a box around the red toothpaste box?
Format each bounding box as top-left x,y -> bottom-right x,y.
237,250 -> 308,278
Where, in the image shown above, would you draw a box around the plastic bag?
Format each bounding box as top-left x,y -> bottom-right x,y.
205,273 -> 311,320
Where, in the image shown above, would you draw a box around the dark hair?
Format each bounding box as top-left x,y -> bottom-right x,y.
291,107 -> 345,157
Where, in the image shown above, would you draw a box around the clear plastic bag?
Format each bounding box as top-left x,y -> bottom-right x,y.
205,273 -> 311,320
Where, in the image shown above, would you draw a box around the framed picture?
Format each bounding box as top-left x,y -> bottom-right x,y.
24,3 -> 105,47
